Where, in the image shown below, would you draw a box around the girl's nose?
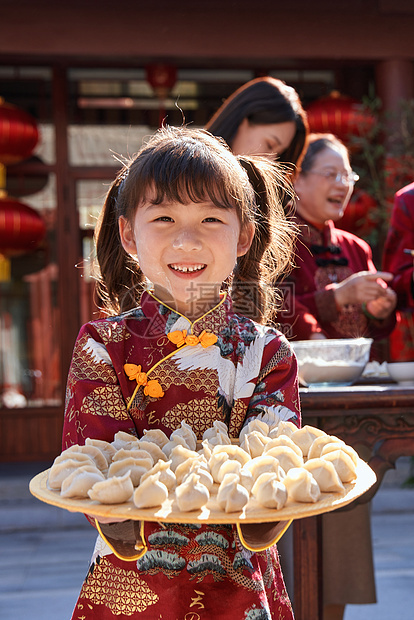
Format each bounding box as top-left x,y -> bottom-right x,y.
172,227 -> 202,251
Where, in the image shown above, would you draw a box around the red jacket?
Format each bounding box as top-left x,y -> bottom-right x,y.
278,215 -> 396,341
382,182 -> 414,310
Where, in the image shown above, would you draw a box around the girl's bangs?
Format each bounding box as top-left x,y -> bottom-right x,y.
136,147 -> 247,212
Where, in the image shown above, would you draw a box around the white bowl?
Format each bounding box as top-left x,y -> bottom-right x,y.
386,362 -> 414,386
291,338 -> 373,387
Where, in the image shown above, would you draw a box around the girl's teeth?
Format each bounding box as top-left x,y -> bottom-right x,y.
171,264 -> 205,273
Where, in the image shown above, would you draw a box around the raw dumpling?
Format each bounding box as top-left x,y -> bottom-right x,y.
108,457 -> 152,486
53,451 -> 95,468
239,419 -> 269,443
85,438 -> 117,463
63,444 -> 109,472
240,431 -> 271,458
140,459 -> 176,491
252,472 -> 288,509
283,467 -> 321,503
243,455 -> 285,482
133,472 -> 169,508
211,444 -> 251,467
209,451 -> 230,483
175,456 -> 208,484
320,443 -> 359,467
88,471 -> 134,504
253,407 -> 297,432
216,458 -> 242,483
268,419 -> 298,439
321,450 -> 357,483
142,428 -> 169,448
217,473 -> 249,513
111,431 -> 140,451
111,448 -> 153,465
61,465 -> 105,498
183,463 -> 214,491
264,446 -> 303,473
199,439 -> 213,461
162,435 -> 190,458
169,445 -> 200,471
202,420 -> 231,445
304,458 -> 345,493
291,425 -> 326,457
307,435 -> 345,461
137,440 -> 167,463
263,436 -> 303,459
175,473 -> 210,512
170,421 -> 197,451
48,458 -> 89,490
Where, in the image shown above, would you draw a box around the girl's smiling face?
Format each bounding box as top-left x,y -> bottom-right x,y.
119,196 -> 254,319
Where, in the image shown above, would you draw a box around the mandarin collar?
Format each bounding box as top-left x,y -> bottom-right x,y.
139,289 -> 231,336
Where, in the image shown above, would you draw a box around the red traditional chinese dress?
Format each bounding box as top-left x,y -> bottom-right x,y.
382,182 -> 414,361
278,215 -> 396,344
63,290 -> 301,620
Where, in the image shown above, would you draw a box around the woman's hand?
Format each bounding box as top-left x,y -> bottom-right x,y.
333,271 -> 394,308
365,287 -> 397,320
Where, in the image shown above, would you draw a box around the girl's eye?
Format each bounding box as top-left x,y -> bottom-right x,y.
155,216 -> 173,222
203,217 -> 222,223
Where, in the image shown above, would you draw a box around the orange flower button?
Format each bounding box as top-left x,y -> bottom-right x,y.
144,379 -> 165,398
198,330 -> 218,348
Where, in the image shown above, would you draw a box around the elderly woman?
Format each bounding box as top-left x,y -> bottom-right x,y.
279,133 -> 396,343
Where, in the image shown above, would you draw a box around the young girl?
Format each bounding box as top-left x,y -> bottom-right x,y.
63,126 -> 301,620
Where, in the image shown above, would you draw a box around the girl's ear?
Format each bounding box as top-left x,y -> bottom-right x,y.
119,215 -> 137,255
237,222 -> 255,257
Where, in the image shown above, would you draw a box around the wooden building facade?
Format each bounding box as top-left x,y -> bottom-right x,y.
0,0 -> 413,461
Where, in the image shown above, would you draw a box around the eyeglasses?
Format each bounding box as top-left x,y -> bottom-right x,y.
307,170 -> 360,185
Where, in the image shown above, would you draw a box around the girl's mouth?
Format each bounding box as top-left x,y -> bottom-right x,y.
169,263 -> 207,275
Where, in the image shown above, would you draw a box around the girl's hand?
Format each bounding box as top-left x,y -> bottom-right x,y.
333,271 -> 394,308
85,513 -> 128,524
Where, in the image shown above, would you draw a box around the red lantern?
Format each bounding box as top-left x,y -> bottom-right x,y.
336,189 -> 377,236
0,98 -> 39,165
0,194 -> 46,255
306,91 -> 375,143
146,64 -> 177,99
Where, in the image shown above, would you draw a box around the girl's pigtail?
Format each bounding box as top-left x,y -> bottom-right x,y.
233,157 -> 296,324
95,172 -> 145,315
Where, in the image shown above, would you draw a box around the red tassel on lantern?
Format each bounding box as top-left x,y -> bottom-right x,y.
146,64 -> 177,127
306,91 -> 375,145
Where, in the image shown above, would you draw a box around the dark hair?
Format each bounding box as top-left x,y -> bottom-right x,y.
95,125 -> 296,322
300,133 -> 349,174
205,76 -> 308,172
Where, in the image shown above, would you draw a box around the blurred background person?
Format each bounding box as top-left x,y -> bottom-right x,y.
279,133 -> 396,345
205,76 -> 308,175
382,181 -> 414,361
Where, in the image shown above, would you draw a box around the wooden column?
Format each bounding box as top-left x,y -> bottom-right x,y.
52,66 -> 81,398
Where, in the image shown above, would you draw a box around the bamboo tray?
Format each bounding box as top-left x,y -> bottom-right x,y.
29,459 -> 375,524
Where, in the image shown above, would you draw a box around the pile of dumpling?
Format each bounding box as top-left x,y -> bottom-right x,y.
47,416 -> 359,515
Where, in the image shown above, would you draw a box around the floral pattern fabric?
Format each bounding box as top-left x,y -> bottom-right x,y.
63,291 -> 301,620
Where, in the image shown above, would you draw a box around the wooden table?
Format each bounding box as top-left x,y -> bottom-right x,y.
293,383 -> 414,620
